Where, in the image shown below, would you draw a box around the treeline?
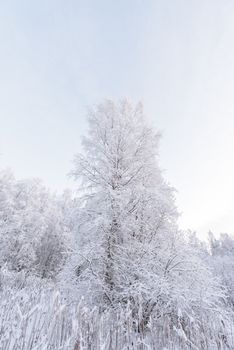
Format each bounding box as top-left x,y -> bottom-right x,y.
0,100 -> 233,349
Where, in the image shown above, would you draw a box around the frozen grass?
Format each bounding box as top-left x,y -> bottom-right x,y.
0,287 -> 233,350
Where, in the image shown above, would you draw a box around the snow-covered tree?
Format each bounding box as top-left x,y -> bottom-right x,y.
208,231 -> 234,307
0,169 -> 68,280
71,100 -> 174,302
71,100 -> 228,339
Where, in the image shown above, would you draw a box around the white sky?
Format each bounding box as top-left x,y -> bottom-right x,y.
1,0 -> 234,238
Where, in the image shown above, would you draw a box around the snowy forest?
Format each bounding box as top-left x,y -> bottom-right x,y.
0,100 -> 234,350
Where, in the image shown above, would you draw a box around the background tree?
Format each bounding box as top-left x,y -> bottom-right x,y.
208,231 -> 234,307
0,169 -> 68,281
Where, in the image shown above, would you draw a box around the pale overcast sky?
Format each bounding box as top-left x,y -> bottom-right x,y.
1,0 -> 234,237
